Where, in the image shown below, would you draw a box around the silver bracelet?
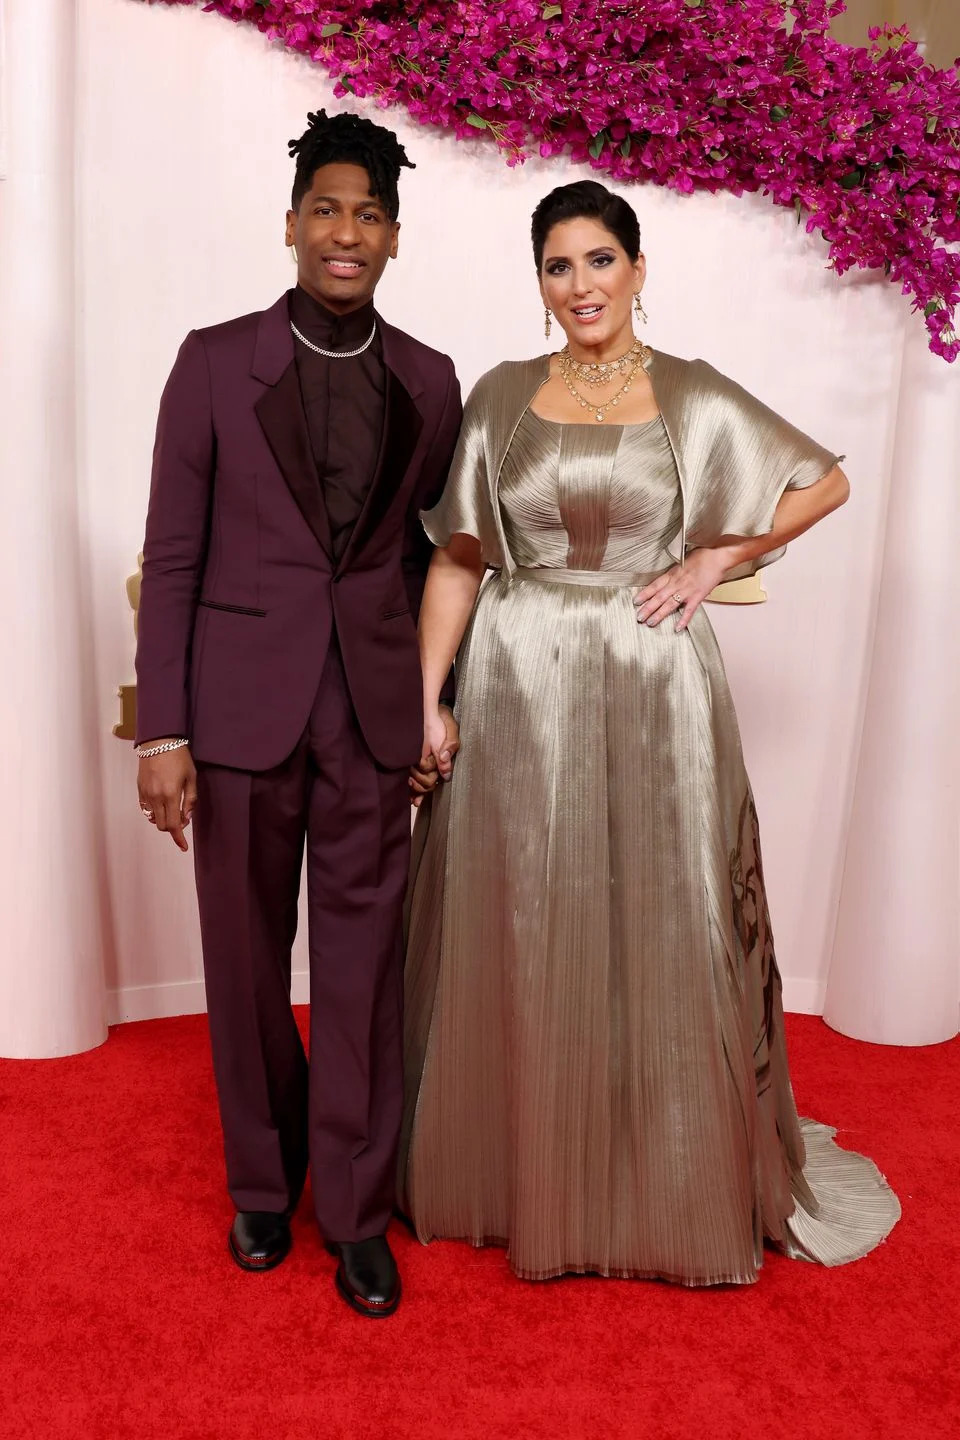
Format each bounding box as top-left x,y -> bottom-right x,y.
135,738 -> 190,759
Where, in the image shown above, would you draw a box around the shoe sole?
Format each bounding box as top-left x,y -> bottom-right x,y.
227,1230 -> 291,1272
333,1264 -> 401,1318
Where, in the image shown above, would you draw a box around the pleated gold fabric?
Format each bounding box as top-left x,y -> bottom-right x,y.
400,355 -> 899,1285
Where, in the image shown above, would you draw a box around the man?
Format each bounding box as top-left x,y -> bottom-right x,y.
135,110 -> 460,1317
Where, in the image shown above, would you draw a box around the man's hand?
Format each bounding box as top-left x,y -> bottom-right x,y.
410,705 -> 461,808
409,750 -> 439,808
137,741 -> 198,852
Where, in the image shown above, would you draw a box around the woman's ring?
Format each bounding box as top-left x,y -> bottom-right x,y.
672,593 -> 683,607
141,807 -> 154,820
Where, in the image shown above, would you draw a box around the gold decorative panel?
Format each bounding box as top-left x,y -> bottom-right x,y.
112,555 -> 142,741
706,574 -> 767,605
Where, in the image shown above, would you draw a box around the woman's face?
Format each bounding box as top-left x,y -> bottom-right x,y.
539,216 -> 645,353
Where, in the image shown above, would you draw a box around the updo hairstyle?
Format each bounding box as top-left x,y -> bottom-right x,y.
531,181 -> 641,271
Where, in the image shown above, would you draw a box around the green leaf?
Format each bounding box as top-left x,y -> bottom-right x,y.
925,300 -> 942,317
620,136 -> 632,157
794,196 -> 803,225
321,23 -> 342,37
926,115 -> 939,135
684,0 -> 703,7
769,105 -> 789,122
839,168 -> 862,190
784,54 -> 798,73
466,114 -> 488,129
588,130 -> 608,159
709,148 -> 724,161
542,4 -> 563,18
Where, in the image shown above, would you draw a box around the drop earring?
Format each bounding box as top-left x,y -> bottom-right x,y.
544,308 -> 552,339
291,243 -> 299,264
634,292 -> 648,325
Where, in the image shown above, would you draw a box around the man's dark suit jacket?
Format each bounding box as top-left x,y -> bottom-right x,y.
135,291 -> 461,772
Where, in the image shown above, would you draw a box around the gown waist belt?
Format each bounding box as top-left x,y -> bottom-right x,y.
511,566 -> 660,589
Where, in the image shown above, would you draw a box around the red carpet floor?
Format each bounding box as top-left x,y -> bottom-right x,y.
2,1010 -> 957,1440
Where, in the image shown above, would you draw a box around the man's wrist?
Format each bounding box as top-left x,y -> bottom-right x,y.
136,737 -> 190,759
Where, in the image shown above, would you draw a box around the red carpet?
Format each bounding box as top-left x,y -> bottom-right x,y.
2,1011 -> 957,1439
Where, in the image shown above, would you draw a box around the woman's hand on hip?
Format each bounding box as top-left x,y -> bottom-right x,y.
633,547 -> 737,632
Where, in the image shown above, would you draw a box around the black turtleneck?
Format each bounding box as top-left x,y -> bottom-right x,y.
290,284 -> 386,562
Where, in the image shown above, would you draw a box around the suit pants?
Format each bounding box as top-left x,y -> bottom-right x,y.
192,641 -> 411,1241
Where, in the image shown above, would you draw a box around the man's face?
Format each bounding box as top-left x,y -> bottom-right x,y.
285,162 -> 399,314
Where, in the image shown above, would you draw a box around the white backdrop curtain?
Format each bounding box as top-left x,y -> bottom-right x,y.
0,0 -> 956,1055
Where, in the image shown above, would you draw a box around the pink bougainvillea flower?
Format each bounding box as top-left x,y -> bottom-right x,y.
143,0 -> 960,361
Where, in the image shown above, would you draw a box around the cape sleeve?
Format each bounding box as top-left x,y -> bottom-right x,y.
420,378 -> 504,568
683,362 -> 842,576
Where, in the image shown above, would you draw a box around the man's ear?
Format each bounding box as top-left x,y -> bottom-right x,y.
285,209 -> 297,247
389,221 -> 400,261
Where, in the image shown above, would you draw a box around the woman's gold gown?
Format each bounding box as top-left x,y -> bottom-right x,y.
400,398 -> 899,1285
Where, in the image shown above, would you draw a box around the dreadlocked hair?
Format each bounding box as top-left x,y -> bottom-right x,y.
288,110 -> 414,220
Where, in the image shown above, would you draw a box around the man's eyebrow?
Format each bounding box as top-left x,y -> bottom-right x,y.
310,193 -> 386,211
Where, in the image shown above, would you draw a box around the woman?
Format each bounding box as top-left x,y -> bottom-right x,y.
400,181 -> 899,1285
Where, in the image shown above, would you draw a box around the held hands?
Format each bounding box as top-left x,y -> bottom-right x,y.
633,547 -> 737,632
137,743 -> 198,852
409,705 -> 460,808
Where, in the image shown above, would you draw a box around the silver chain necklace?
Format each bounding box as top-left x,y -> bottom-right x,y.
290,318 -> 377,359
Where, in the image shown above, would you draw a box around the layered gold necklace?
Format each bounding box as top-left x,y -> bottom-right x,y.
557,338 -> 652,422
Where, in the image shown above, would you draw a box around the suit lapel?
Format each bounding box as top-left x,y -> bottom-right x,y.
337,318 -> 424,571
252,294 -> 333,559
338,364 -> 423,571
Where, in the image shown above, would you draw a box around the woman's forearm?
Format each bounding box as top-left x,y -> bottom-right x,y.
420,535 -> 485,709
637,464 -> 849,628
715,464 -> 850,572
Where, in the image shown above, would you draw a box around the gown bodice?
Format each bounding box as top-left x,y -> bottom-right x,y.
497,410 -> 682,573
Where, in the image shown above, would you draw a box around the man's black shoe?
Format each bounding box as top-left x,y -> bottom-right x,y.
228,1211 -> 292,1272
326,1235 -> 401,1317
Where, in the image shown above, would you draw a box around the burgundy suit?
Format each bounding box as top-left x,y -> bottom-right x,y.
136,290 -> 461,1239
